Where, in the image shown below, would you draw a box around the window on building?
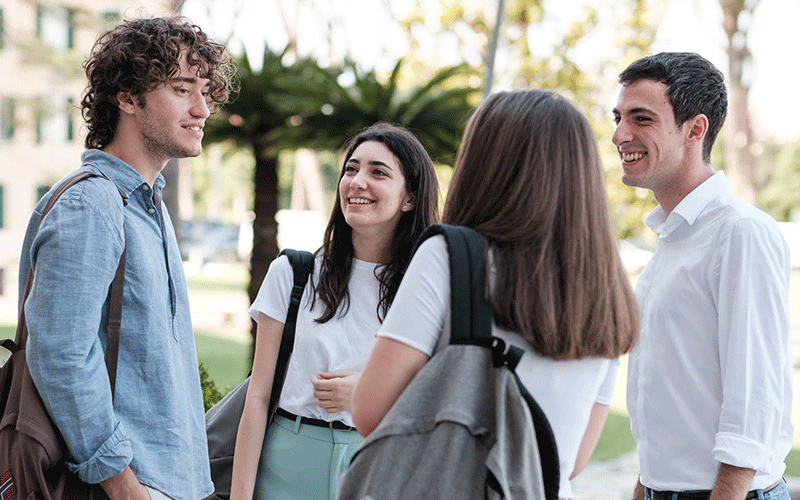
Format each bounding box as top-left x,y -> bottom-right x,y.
0,184 -> 4,229
0,268 -> 4,297
36,97 -> 74,144
103,11 -> 121,26
0,8 -> 6,50
37,185 -> 51,202
37,6 -> 76,50
66,97 -> 74,141
1,98 -> 13,140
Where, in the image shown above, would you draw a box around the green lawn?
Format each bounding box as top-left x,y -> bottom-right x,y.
591,411 -> 637,462
185,275 -> 248,294
194,330 -> 250,391
1,325 -> 13,339
1,325 -> 13,364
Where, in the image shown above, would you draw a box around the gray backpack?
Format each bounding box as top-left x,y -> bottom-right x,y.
338,224 -> 559,500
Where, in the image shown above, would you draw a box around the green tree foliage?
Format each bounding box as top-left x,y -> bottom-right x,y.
400,0 -> 663,238
284,58 -> 479,165
760,139 -> 800,222
199,362 -> 225,411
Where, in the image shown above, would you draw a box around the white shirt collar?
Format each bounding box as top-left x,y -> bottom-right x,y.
644,171 -> 728,235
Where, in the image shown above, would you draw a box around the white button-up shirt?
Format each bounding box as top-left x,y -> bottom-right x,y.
627,172 -> 793,491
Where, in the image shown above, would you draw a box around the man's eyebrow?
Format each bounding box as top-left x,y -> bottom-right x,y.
615,106 -> 658,116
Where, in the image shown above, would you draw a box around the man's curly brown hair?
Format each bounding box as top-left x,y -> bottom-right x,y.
81,16 -> 235,149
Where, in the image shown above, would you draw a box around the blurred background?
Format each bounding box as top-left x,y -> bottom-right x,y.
1,0 -> 798,497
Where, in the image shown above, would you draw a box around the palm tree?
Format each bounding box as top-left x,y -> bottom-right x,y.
204,47 -> 323,330
204,46 -> 478,348
285,58 -> 477,165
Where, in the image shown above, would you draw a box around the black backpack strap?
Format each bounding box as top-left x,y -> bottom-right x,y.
266,249 -> 315,423
516,371 -> 560,500
414,224 -> 492,344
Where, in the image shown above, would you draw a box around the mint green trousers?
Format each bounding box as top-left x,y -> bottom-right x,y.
253,412 -> 363,500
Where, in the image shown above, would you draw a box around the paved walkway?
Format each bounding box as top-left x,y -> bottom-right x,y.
572,452 -> 639,500
571,452 -> 800,500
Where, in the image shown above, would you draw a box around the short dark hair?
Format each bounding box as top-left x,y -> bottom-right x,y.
619,52 -> 727,163
314,123 -> 439,323
81,16 -> 235,149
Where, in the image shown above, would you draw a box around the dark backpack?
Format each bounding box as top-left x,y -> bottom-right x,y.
338,224 -> 559,500
204,249 -> 314,500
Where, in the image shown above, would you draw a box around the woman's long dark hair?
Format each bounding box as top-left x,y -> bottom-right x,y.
313,123 -> 439,323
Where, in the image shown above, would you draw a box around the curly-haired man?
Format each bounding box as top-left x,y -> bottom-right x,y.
19,17 -> 234,500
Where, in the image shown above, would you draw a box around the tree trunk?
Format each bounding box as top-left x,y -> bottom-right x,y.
248,143 -> 280,357
721,0 -> 758,205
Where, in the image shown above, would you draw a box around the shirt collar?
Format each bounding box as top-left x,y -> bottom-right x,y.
81,149 -> 166,198
645,171 -> 728,235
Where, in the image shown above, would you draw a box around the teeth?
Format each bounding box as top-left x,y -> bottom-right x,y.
622,152 -> 645,162
349,198 -> 373,205
187,126 -> 202,131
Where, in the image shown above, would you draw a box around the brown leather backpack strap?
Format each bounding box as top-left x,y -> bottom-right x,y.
18,170 -> 127,399
105,225 -> 126,400
15,172 -> 100,348
40,171 -> 99,218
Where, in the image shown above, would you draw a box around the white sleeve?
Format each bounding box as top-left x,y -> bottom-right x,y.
713,217 -> 791,471
594,358 -> 619,405
248,255 -> 293,324
377,235 -> 449,356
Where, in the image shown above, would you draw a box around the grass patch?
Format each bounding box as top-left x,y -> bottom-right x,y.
786,449 -> 800,476
0,325 -> 13,364
1,325 -> 14,338
194,331 -> 250,392
186,275 -> 248,294
591,410 -> 637,462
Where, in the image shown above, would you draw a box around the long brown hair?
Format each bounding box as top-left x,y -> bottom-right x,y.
444,89 -> 638,359
314,123 -> 439,323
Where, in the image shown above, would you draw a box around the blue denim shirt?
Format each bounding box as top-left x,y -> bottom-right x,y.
19,150 -> 213,499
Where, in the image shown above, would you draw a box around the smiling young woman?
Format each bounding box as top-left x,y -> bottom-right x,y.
229,123 -> 439,500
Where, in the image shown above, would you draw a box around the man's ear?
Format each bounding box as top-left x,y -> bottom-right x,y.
685,114 -> 709,148
116,92 -> 138,115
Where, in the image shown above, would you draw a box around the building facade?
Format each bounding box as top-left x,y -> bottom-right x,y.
0,0 -> 174,323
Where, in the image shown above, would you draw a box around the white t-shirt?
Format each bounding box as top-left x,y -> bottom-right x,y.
377,235 -> 618,500
249,253 -> 383,427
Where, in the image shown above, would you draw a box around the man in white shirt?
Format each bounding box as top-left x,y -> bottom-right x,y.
613,52 -> 792,500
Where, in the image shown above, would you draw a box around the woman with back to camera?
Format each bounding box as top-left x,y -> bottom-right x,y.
230,123 -> 439,500
352,90 -> 639,500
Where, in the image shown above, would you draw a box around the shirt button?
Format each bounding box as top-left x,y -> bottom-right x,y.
149,208 -> 155,214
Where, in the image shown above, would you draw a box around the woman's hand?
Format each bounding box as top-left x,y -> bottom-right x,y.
311,371 -> 360,413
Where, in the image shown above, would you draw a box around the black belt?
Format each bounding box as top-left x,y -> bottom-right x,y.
646,479 -> 782,500
275,408 -> 356,432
